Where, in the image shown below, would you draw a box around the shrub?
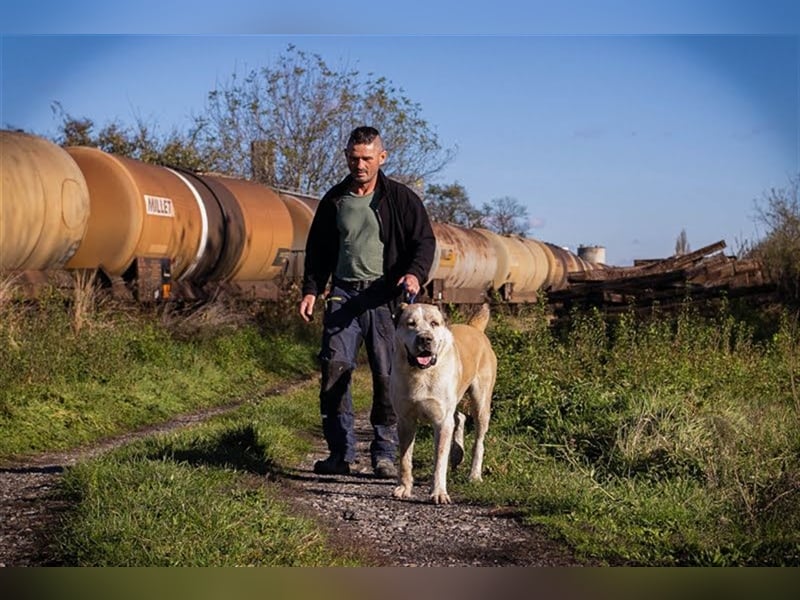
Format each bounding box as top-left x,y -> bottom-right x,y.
751,174 -> 800,305
485,300 -> 800,563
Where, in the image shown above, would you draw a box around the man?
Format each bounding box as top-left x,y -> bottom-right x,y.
299,126 -> 435,478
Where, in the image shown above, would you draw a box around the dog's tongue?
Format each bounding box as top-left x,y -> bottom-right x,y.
416,355 -> 433,367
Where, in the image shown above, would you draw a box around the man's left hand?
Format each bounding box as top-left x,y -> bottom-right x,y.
397,273 -> 420,296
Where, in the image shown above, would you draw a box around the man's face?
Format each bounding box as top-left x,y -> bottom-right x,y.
345,141 -> 386,185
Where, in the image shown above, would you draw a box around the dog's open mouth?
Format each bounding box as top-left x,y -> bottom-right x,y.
408,351 -> 437,369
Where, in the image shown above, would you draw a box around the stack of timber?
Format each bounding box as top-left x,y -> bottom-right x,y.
547,240 -> 776,320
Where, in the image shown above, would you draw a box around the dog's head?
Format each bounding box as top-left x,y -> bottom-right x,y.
394,303 -> 451,370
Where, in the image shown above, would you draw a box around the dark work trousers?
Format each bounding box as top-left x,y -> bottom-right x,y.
318,279 -> 398,467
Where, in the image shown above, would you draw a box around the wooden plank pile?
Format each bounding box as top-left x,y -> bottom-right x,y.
548,240 -> 776,319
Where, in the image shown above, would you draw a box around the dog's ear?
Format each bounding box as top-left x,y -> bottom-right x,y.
392,302 -> 409,327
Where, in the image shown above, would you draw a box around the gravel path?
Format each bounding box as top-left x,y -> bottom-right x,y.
0,396 -> 588,567
280,414 -> 587,567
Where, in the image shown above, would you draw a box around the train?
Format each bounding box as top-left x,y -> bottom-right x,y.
0,129 -> 607,304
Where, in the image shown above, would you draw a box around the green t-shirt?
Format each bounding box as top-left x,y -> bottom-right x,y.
334,191 -> 384,281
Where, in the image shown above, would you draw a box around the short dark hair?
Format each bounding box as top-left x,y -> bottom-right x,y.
347,126 -> 382,148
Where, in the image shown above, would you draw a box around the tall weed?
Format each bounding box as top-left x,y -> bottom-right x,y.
70,269 -> 98,334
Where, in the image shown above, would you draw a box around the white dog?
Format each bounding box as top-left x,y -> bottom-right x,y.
390,303 -> 497,504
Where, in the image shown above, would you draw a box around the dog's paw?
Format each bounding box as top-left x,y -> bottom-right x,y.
393,485 -> 413,499
429,490 -> 452,505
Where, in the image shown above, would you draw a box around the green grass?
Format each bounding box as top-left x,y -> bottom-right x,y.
446,300 -> 800,565
54,381 -> 364,566
4,279 -> 800,565
0,290 -> 318,458
0,282 -> 374,566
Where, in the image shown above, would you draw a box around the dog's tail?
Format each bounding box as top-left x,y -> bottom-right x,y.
467,303 -> 491,332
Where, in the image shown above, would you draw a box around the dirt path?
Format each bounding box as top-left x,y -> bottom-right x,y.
281,414 -> 587,566
0,397 -> 588,567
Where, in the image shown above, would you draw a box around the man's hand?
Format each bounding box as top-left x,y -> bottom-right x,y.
397,274 -> 420,297
299,294 -> 316,322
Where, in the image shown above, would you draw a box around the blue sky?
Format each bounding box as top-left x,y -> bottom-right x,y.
1,2 -> 798,266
